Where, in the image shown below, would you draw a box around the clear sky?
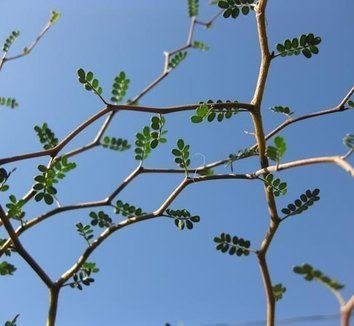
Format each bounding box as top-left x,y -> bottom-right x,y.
0,0 -> 353,325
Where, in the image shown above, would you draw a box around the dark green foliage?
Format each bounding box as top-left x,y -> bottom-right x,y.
33,157 -> 76,205
101,136 -> 131,151
275,33 -> 321,59
114,200 -> 144,218
168,52 -> 187,69
49,11 -> 61,24
263,174 -> 287,197
135,116 -> 167,160
192,41 -> 209,51
272,283 -> 286,301
293,264 -> 344,291
77,68 -> 103,96
0,168 -> 15,192
89,211 -> 112,228
149,115 -> 167,149
6,195 -> 25,220
281,189 -> 320,219
266,136 -> 286,163
34,123 -> 58,150
76,223 -> 94,245
135,126 -> 152,161
270,106 -> 293,117
0,261 -> 16,276
214,232 -> 251,257
0,97 -> 18,109
172,139 -> 191,174
2,31 -> 20,53
69,262 -> 99,290
166,209 -> 200,230
111,71 -> 130,104
218,0 -> 255,19
343,134 -> 354,149
0,239 -> 16,257
4,314 -> 19,326
347,100 -> 354,108
191,100 -> 240,123
188,0 -> 199,17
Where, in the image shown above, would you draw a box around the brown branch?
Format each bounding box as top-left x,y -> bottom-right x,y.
0,14 -> 58,71
0,206 -> 53,287
341,296 -> 354,326
0,102 -> 252,166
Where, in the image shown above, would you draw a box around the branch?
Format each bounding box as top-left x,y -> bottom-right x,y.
0,206 -> 53,287
0,102 -> 252,165
0,13 -> 59,71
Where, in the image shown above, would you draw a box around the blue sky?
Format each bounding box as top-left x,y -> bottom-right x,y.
0,0 -> 353,325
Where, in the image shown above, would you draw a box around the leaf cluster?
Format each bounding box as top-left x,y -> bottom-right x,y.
111,71 -> 130,104
6,195 -> 25,220
266,136 -> 286,163
114,200 -> 144,218
191,100 -> 239,123
101,136 -> 131,152
0,168 -> 11,192
172,139 -> 191,174
263,174 -> 287,197
272,283 -> 286,301
188,0 -> 199,17
135,116 -> 167,161
293,264 -> 344,291
89,211 -> 112,228
166,209 -> 200,230
218,0 -> 255,19
0,261 -> 16,276
2,31 -> 20,53
281,189 -> 320,219
270,106 -> 293,117
76,223 -> 94,245
214,233 -> 251,257
0,97 -> 18,109
77,68 -> 103,96
49,11 -> 61,24
168,52 -> 187,69
276,33 -> 321,59
33,157 -> 76,205
343,134 -> 354,149
192,41 -> 209,51
5,315 -> 19,326
69,262 -> 99,291
34,123 -> 58,150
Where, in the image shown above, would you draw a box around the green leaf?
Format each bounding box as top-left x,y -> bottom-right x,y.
213,232 -> 251,257
101,136 -> 131,152
218,0 -> 255,20
0,261 -> 16,276
275,33 -> 321,59
0,97 -> 19,109
190,101 -> 240,124
50,11 -> 61,24
266,136 -> 286,163
168,52 -> 187,69
188,0 -> 199,17
270,106 -> 293,117
281,189 -> 320,220
114,200 -> 145,218
34,123 -> 58,150
263,174 -> 287,197
343,134 -> 354,149
192,41 -> 209,51
172,139 -> 191,175
293,263 -> 344,291
76,68 -> 104,98
111,71 -> 130,104
166,208 -> 200,231
2,30 -> 20,53
272,283 -> 286,301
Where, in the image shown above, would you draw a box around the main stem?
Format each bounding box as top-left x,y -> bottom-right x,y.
341,296 -> 354,326
47,286 -> 60,326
